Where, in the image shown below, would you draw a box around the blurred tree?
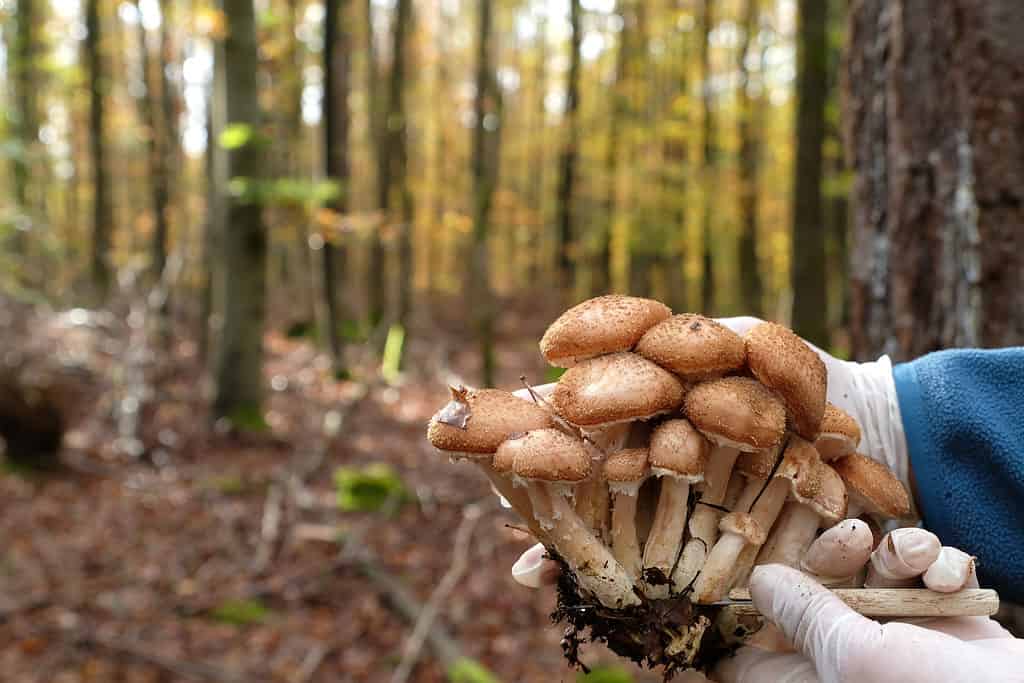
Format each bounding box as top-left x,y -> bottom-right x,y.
698,0 -> 716,313
387,0 -> 414,332
322,0 -> 351,375
133,0 -> 171,283
86,0 -> 114,302
555,0 -> 582,292
824,0 -> 849,336
470,0 -> 499,386
790,0 -> 828,346
737,0 -> 765,317
213,0 -> 268,424
11,0 -> 39,257
845,0 -> 1024,359
365,0 -> 385,327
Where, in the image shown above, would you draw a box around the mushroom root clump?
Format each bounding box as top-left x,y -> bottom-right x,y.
425,297 -> 920,675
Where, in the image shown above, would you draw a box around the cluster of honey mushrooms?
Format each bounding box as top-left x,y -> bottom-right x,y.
427,295 -> 912,669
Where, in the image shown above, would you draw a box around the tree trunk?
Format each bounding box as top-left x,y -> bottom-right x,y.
213,0 -> 268,424
698,0 -> 716,313
790,0 -> 829,346
86,0 -> 114,302
595,0 -> 629,297
526,17 -> 549,286
844,0 -> 1024,360
133,0 -> 170,283
555,0 -> 582,292
323,0 -> 350,375
737,0 -> 764,317
365,0 -> 386,327
386,0 -> 414,330
11,0 -> 38,258
470,0 -> 499,387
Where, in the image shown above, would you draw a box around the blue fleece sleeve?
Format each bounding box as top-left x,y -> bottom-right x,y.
892,348 -> 1024,602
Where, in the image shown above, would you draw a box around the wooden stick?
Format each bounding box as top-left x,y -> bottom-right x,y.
723,588 -> 999,618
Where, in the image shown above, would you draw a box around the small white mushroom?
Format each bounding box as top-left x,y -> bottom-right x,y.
799,518 -> 875,585
506,428 -> 640,608
641,419 -> 709,597
603,447 -> 651,581
865,527 -> 941,588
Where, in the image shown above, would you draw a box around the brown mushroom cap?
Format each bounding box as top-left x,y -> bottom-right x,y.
683,377 -> 786,451
832,453 -> 911,519
603,447 -> 650,483
635,314 -> 746,381
720,511 -> 767,546
509,428 -> 592,482
745,322 -> 827,440
735,443 -> 783,480
806,463 -> 849,525
551,352 -> 686,427
649,419 -> 709,481
539,295 -> 672,367
775,436 -> 824,500
490,435 -> 521,474
815,403 -> 862,461
427,386 -> 554,455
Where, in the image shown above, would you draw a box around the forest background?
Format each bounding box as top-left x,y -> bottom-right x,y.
1,0 -> 1023,681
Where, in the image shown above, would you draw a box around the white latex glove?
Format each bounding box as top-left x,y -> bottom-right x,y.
716,317 -> 911,501
714,563 -> 1023,683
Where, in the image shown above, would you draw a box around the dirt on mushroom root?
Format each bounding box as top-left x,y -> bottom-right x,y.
548,553 -> 742,679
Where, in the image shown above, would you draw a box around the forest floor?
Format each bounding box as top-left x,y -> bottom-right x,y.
0,295 -> 666,683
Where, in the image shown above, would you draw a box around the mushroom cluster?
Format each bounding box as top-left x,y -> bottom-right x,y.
426,295 -> 912,673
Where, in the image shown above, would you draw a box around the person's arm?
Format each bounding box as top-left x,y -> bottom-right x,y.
893,348 -> 1024,603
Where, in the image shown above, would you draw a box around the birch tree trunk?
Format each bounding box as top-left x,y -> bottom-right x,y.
844,0 -> 1024,360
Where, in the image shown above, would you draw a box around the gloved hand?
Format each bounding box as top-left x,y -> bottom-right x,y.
714,562 -> 1023,683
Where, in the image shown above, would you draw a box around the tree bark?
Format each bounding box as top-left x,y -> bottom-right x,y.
386,0 -> 414,330
323,0 -> 350,375
470,0 -> 499,387
86,0 -> 114,302
698,0 -> 716,313
845,0 -> 1024,360
737,0 -> 765,317
11,0 -> 38,257
555,0 -> 582,292
365,0 -> 387,328
213,0 -> 268,423
790,0 -> 829,347
133,1 -> 171,283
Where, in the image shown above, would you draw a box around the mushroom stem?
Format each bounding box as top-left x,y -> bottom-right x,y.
545,490 -> 640,607
483,469 -> 545,540
757,501 -> 820,568
693,477 -> 788,601
574,473 -> 611,540
641,476 -> 690,597
609,481 -> 643,581
692,531 -> 748,603
671,447 -> 739,592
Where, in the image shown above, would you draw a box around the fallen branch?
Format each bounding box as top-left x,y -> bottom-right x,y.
389,504 -> 484,683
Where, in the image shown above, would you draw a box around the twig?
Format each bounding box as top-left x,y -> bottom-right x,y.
291,641 -> 331,683
389,504 -> 484,683
251,482 -> 284,574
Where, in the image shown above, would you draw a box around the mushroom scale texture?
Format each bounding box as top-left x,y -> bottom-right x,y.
744,321 -> 827,440
831,452 -> 911,520
814,403 -> 862,461
539,295 -> 672,368
551,352 -> 686,427
634,314 -> 746,381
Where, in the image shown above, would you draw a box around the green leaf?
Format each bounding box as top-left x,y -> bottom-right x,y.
544,366 -> 567,382
219,123 -> 255,149
577,666 -> 634,683
447,657 -> 501,683
210,599 -> 272,625
334,463 -> 409,513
